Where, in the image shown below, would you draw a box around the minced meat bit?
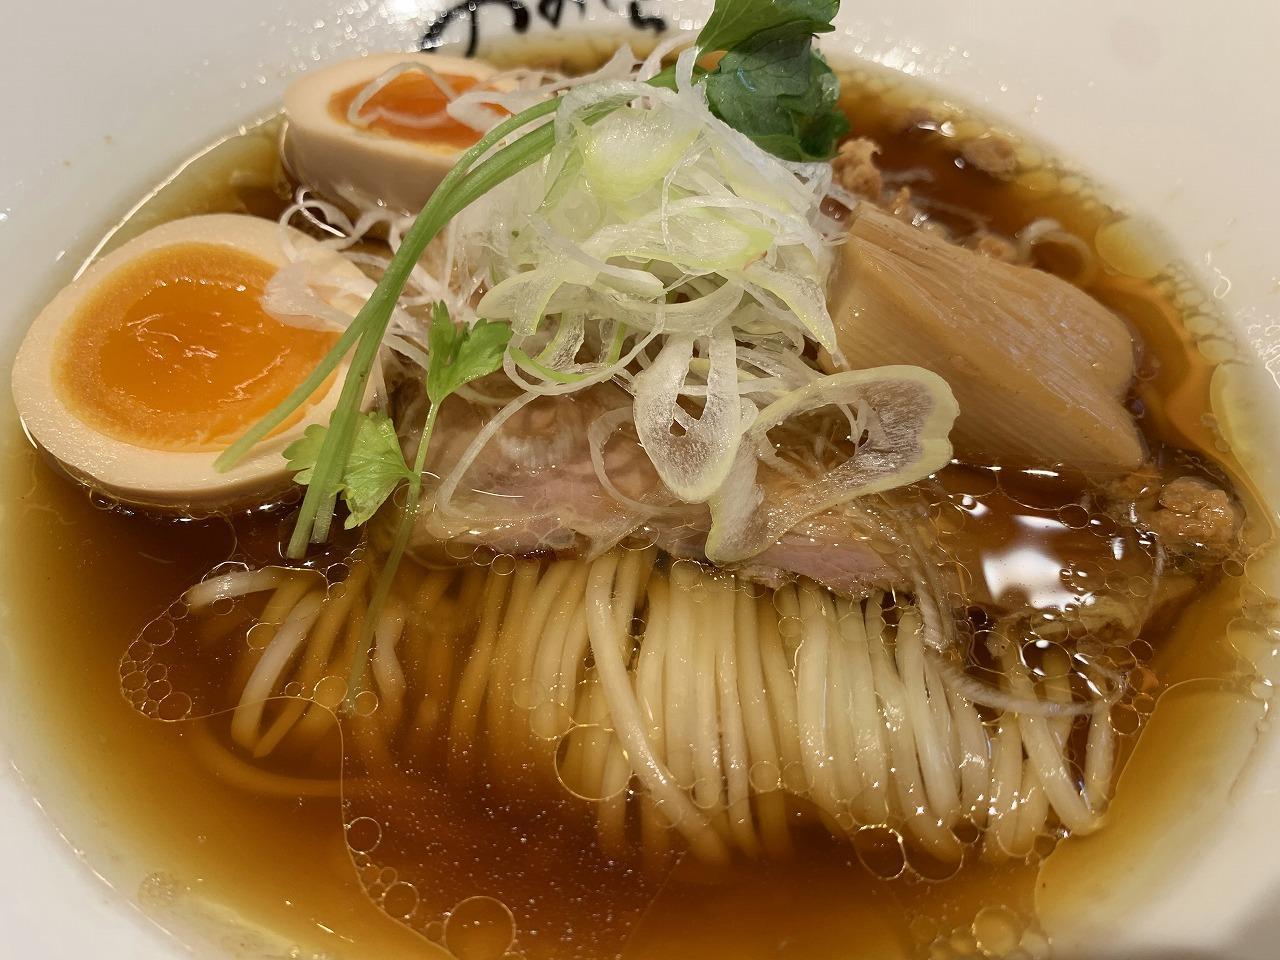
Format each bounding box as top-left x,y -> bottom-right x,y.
967,231 -> 1021,263
961,132 -> 1019,178
833,137 -> 884,200
1146,476 -> 1243,552
886,186 -> 915,223
886,186 -> 924,227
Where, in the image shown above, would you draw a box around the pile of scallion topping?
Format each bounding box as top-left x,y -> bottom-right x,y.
218,0 -> 953,694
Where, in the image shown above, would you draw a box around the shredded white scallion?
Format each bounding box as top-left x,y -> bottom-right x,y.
272,47 -> 959,559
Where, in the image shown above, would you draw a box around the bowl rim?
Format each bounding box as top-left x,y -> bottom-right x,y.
1,1 -> 1278,958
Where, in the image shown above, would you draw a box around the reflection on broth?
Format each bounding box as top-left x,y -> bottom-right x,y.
2,30 -> 1274,960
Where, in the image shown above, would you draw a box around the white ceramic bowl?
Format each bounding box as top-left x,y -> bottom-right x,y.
2,1 -> 1278,957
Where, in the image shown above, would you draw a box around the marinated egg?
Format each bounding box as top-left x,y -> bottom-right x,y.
283,53 -> 498,214
11,213 -> 371,510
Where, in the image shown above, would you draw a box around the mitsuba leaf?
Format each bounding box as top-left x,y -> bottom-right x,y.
704,32 -> 849,162
284,424 -> 326,487
425,302 -> 513,407
285,305 -> 512,533
285,411 -> 413,529
697,0 -> 838,54
341,412 -> 414,528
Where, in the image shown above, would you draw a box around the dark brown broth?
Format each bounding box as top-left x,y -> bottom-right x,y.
0,49 -> 1263,960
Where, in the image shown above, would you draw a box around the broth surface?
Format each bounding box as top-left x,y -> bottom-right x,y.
0,42 -> 1269,960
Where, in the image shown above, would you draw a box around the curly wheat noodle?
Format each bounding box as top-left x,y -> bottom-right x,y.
1013,757 -> 1051,856
447,566 -> 514,774
270,601 -> 368,757
1042,646 -> 1076,750
511,559 -> 578,734
601,550 -> 660,840
633,571 -> 677,868
947,680 -> 992,826
743,596 -> 794,859
231,590 -> 324,752
663,563 -> 697,791
482,560 -> 541,780
597,737 -> 632,851
1001,643 -> 1102,833
401,567 -> 468,759
555,597 -> 592,719
341,600 -> 407,774
760,585 -> 805,791
1016,217 -> 1100,287
691,573 -> 727,816
821,593 -> 860,816
895,605 -> 962,826
586,551 -> 729,862
206,549 -> 1124,867
835,596 -> 892,823
227,586 -> 322,742
184,566 -> 287,611
795,583 -> 839,818
984,718 -> 1027,861
732,588 -> 775,784
189,719 -> 341,799
862,598 -> 965,863
717,582 -> 761,857
572,679 -> 607,786
256,560 -> 374,757
213,570 -> 307,705
528,561 -> 588,739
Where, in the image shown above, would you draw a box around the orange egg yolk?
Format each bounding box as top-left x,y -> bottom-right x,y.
330,71 -> 486,148
54,243 -> 337,452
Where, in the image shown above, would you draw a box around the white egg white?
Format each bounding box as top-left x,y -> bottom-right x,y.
283,53 -> 498,215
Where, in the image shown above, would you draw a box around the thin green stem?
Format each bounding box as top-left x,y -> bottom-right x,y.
217,103 -> 553,479
510,346 -> 587,384
345,402 -> 439,699
279,99 -> 562,556
606,321 -> 630,364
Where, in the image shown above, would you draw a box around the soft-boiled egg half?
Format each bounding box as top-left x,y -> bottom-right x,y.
283,52 -> 498,214
12,213 -> 371,511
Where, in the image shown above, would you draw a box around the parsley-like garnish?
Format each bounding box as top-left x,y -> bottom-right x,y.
698,0 -> 839,54
285,411 -> 412,530
426,308 -> 514,407
700,0 -> 849,161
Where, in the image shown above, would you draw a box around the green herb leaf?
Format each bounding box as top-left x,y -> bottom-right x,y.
699,0 -> 848,162
425,303 -> 513,407
697,0 -> 838,54
342,412 -> 415,528
284,411 -> 412,531
283,424 -> 326,487
705,37 -> 848,162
